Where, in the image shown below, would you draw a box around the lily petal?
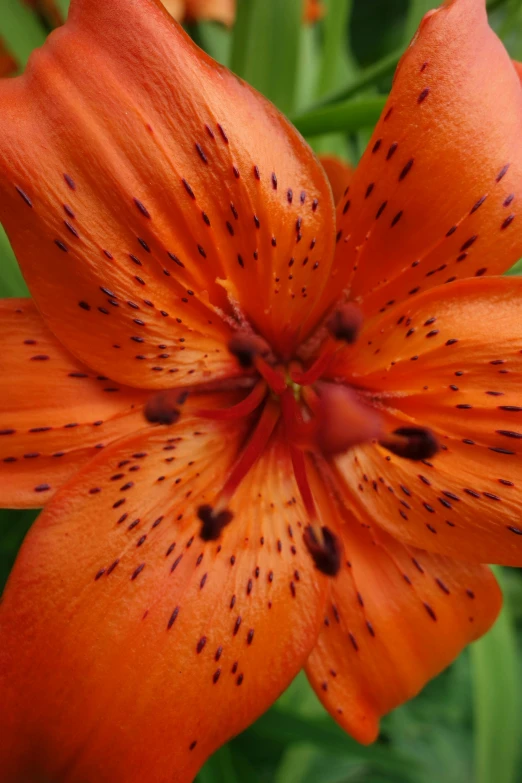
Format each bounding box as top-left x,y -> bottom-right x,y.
326,0 -> 522,318
0,298 -> 149,508
331,277 -> 522,565
318,154 -> 353,207
0,397 -> 326,782
0,0 -> 336,369
305,506 -> 500,744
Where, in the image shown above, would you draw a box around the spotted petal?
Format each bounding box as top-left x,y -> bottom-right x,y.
304,496 -> 501,743
318,154 -> 353,207
324,0 -> 522,318
0,0 -> 336,377
0,298 -> 148,508
330,276 -> 522,565
0,396 -> 326,782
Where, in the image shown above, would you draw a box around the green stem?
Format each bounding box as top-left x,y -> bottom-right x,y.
317,0 -> 353,96
471,566 -> 521,783
291,95 -> 386,137
307,47 -> 402,112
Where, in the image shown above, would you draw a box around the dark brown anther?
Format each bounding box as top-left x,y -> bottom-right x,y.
197,505 -> 234,541
303,526 -> 341,576
380,427 -> 439,461
327,303 -> 364,344
144,392 -> 182,425
228,333 -> 270,369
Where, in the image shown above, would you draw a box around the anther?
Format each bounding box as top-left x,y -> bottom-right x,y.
144,391 -> 186,425
197,505 -> 234,541
380,427 -> 439,460
228,333 -> 270,369
303,526 -> 341,576
327,303 -> 363,344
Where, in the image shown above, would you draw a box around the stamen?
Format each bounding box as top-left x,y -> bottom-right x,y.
144,390 -> 188,424
196,381 -> 267,420
326,303 -> 363,344
197,400 -> 280,540
228,332 -> 270,369
380,427 -> 439,460
303,526 -> 341,576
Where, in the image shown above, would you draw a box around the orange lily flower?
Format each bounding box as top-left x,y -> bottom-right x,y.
0,0 -> 521,780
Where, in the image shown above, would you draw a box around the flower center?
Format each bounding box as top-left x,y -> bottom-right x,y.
143,304 -> 439,576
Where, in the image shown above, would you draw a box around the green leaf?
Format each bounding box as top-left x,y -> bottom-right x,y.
471,567 -> 521,783
312,0 -> 356,158
292,95 -> 386,137
0,0 -> 47,68
307,47 -> 402,112
55,0 -> 71,18
0,510 -> 37,592
498,0 -> 522,58
504,258 -> 522,276
251,709 -> 419,779
295,24 -> 321,112
196,745 -> 240,783
317,0 -> 356,97
274,744 -> 369,783
231,0 -> 302,115
0,225 -> 28,297
404,0 -> 438,44
194,21 -> 231,67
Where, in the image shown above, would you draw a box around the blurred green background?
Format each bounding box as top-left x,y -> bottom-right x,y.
1,0 -> 522,781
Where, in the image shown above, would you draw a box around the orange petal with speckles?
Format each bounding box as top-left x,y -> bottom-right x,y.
324,0 -> 522,318
0,299 -> 149,508
0,400 -> 326,782
0,0 -> 335,372
305,495 -> 500,743
318,155 -> 353,207
329,276 -> 522,565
